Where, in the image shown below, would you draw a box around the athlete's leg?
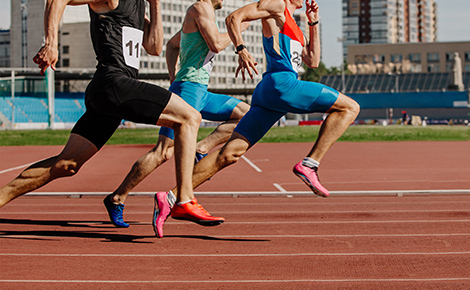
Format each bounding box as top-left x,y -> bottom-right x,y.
307,93 -> 360,162
0,134 -> 98,208
196,101 -> 250,154
155,93 -> 201,202
111,135 -> 174,204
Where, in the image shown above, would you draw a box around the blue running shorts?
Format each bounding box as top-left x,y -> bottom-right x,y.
234,71 -> 339,146
159,81 -> 243,140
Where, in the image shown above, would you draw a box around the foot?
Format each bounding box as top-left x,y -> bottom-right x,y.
152,191 -> 176,238
103,194 -> 129,228
171,198 -> 225,226
293,161 -> 330,197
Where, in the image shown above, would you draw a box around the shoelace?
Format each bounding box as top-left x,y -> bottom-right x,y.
113,204 -> 125,222
191,201 -> 211,216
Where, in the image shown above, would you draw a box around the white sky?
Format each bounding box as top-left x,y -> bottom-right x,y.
0,0 -> 469,67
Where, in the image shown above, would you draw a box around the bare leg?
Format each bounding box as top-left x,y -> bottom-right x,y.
172,132 -> 251,197
308,93 -> 360,162
112,101 -> 248,204
0,134 -> 98,208
196,102 -> 249,154
111,135 -> 174,204
155,93 -> 201,202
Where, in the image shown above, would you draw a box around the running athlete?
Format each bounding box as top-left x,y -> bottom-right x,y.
103,0 -> 250,238
153,0 -> 360,222
0,0 -> 201,225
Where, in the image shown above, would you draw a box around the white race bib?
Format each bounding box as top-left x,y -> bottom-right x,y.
122,26 -> 144,69
290,40 -> 303,72
203,51 -> 216,75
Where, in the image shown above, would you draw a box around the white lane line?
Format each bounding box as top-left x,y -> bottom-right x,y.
0,162 -> 35,175
273,183 -> 287,192
1,209 -> 470,214
1,278 -> 470,283
2,233 -> 470,240
1,251 -> 470,257
241,155 -> 262,172
20,189 -> 470,196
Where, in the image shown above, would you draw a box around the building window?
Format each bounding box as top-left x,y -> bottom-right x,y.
446,52 -> 454,62
63,46 -> 69,54
465,52 -> 470,61
409,53 -> 421,63
391,54 -> 403,63
427,52 -> 439,63
427,64 -> 439,72
62,59 -> 70,67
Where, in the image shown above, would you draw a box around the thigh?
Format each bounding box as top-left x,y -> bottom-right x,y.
234,106 -> 285,146
87,76 -> 172,125
200,92 -> 243,121
71,107 -> 121,150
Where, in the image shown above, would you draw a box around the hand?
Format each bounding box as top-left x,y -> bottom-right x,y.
235,49 -> 258,81
305,0 -> 319,23
33,44 -> 58,75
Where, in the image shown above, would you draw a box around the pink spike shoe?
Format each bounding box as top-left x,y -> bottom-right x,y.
293,161 -> 329,197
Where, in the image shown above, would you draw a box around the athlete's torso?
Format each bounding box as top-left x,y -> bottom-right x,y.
175,23 -> 218,85
89,0 -> 146,78
263,8 -> 304,75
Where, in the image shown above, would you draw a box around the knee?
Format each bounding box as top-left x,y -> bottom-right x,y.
184,107 -> 202,128
51,160 -> 80,178
349,100 -> 360,118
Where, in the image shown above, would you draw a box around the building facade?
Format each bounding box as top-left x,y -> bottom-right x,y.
9,0 -> 266,92
342,0 -> 437,59
0,30 -> 10,68
347,41 -> 470,74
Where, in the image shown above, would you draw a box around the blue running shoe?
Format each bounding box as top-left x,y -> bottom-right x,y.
195,152 -> 208,164
103,194 -> 129,228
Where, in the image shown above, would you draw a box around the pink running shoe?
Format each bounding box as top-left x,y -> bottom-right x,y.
293,161 -> 330,197
152,191 -> 176,238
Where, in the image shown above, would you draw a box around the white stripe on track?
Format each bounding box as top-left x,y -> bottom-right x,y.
1,251 -> 470,257
0,278 -> 469,283
0,162 -> 35,175
21,189 -> 470,196
241,155 -> 262,172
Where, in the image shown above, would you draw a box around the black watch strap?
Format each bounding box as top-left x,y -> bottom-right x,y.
235,44 -> 246,54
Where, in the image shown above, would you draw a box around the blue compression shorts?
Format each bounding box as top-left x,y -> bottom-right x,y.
234,71 -> 339,145
159,81 -> 242,140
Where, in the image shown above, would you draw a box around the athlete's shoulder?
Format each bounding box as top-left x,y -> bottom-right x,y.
257,0 -> 285,15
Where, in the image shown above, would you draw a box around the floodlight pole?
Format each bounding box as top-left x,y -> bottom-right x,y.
11,70 -> 15,125
46,68 -> 55,129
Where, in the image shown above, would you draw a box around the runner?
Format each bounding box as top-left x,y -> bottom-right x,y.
0,0 -> 200,232
153,0 -> 360,229
104,0 -> 250,238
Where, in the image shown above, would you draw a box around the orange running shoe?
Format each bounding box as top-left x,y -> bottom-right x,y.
171,198 -> 224,226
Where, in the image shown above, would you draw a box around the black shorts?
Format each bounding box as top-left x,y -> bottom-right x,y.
71,74 -> 172,149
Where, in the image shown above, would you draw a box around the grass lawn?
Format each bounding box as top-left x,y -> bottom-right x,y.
0,125 -> 469,146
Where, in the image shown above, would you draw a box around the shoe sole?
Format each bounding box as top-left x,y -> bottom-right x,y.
153,194 -> 173,238
103,198 -> 129,228
293,170 -> 329,197
171,216 -> 224,227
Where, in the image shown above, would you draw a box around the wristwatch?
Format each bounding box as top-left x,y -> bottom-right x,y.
235,44 -> 246,54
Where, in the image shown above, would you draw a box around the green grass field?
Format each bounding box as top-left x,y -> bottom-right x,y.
0,125 -> 469,146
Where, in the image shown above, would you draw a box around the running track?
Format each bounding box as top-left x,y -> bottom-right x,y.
1,142 -> 470,288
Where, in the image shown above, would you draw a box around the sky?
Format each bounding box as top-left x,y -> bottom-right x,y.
0,0 -> 469,68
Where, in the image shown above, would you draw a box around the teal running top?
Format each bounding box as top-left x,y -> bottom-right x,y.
175,26 -> 217,85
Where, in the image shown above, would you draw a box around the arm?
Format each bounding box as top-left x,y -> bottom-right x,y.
33,0 -> 113,74
166,31 -> 181,84
225,0 -> 283,80
143,0 -> 163,55
192,3 -> 231,53
302,0 -> 320,68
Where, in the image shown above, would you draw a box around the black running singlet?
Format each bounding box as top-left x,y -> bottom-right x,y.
89,0 -> 146,78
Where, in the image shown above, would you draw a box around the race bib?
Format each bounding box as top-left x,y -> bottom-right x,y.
122,26 -> 144,69
290,40 -> 303,72
203,51 -> 216,75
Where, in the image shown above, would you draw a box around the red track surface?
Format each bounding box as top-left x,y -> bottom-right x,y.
1,142 -> 470,288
